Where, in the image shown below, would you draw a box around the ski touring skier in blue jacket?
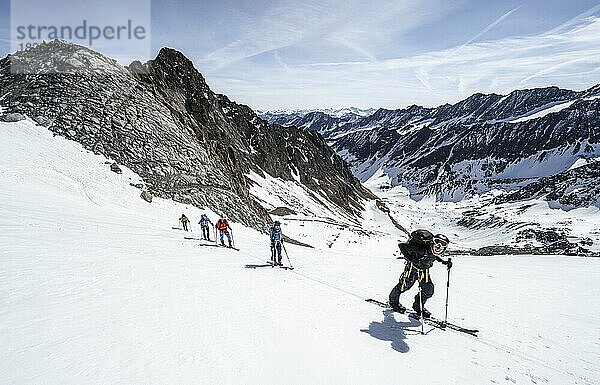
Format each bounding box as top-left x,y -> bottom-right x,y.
198,214 -> 213,241
269,221 -> 284,266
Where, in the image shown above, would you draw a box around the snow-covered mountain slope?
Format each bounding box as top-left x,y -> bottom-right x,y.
0,41 -> 372,231
364,172 -> 600,256
263,86 -> 600,213
2,113 -> 600,384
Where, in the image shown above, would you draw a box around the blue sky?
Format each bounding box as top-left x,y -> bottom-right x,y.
2,0 -> 600,110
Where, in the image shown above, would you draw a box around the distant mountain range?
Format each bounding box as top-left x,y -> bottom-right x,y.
261,85 -> 600,210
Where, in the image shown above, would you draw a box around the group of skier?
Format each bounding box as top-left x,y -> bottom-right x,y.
178,213 -> 234,248
179,211 -> 453,319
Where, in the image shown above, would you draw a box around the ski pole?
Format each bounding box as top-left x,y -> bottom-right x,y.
231,228 -> 235,248
418,277 -> 425,335
281,242 -> 294,269
444,258 -> 452,326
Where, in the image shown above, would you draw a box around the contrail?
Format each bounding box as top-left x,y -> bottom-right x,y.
461,6 -> 521,47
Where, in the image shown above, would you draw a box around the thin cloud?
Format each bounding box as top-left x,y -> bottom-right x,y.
199,0 -> 447,71
217,13 -> 600,109
461,6 -> 521,47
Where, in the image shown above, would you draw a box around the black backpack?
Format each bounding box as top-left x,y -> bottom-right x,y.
408,229 -> 434,246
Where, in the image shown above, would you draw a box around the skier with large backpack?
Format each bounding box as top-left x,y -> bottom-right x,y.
389,229 -> 452,318
216,216 -> 233,248
269,221 -> 284,266
198,214 -> 213,241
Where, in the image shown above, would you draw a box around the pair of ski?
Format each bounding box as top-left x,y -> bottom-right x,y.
183,237 -> 240,251
365,299 -> 478,337
266,260 -> 294,270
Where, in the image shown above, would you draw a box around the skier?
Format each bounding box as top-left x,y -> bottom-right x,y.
198,214 -> 213,241
269,220 -> 284,266
216,216 -> 233,248
388,230 -> 452,318
179,214 -> 190,232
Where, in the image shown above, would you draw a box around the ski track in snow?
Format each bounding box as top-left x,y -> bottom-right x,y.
1,120 -> 600,384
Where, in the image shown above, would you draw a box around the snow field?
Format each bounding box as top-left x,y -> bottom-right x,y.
1,120 -> 599,384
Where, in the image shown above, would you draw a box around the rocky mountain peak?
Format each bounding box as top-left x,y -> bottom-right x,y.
0,41 -> 373,230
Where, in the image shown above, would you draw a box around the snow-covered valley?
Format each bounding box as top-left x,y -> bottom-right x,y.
2,116 -> 600,384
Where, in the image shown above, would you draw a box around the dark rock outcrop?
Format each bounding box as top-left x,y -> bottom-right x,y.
0,112 -> 26,122
110,162 -> 123,174
140,191 -> 153,203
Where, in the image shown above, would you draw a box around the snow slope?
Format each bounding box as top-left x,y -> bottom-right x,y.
508,100 -> 577,123
1,119 -> 599,384
364,172 -> 600,253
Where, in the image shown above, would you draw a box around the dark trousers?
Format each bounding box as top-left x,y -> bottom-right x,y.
219,230 -> 232,246
271,241 -> 282,263
201,226 -> 210,240
389,262 -> 434,308
182,221 -> 189,231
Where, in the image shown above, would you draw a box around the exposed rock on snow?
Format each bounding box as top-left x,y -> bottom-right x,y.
0,112 -> 26,122
269,207 -> 297,216
495,162 -> 600,209
140,190 -> 153,203
467,241 -> 596,257
33,115 -> 51,126
110,162 -> 123,174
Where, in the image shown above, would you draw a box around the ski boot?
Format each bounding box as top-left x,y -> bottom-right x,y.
412,299 -> 431,318
390,303 -> 406,313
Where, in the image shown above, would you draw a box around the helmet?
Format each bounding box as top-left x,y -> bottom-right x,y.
432,234 -> 449,256
274,220 -> 281,226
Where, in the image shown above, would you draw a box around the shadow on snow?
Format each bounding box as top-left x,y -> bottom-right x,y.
361,309 -> 422,353
244,264 -> 273,269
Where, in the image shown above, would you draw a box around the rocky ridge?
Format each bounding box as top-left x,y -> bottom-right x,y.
0,41 -> 374,230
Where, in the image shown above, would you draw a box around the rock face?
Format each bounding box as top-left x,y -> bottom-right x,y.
140,191 -> 153,203
110,162 -> 123,174
0,113 -> 26,122
264,85 -> 600,209
0,41 -> 373,229
496,161 -> 600,209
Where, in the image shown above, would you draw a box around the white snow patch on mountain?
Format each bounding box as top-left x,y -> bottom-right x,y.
509,100 -> 576,123
495,143 -> 600,179
246,169 -> 350,223
568,156 -> 600,170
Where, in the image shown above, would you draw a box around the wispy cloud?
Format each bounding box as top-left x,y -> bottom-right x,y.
212,7 -> 600,109
194,2 -> 600,110
461,6 -> 521,47
198,0 -> 448,71
199,0 -> 336,70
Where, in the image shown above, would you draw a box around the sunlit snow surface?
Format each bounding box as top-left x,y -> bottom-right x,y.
1,120 -> 599,384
